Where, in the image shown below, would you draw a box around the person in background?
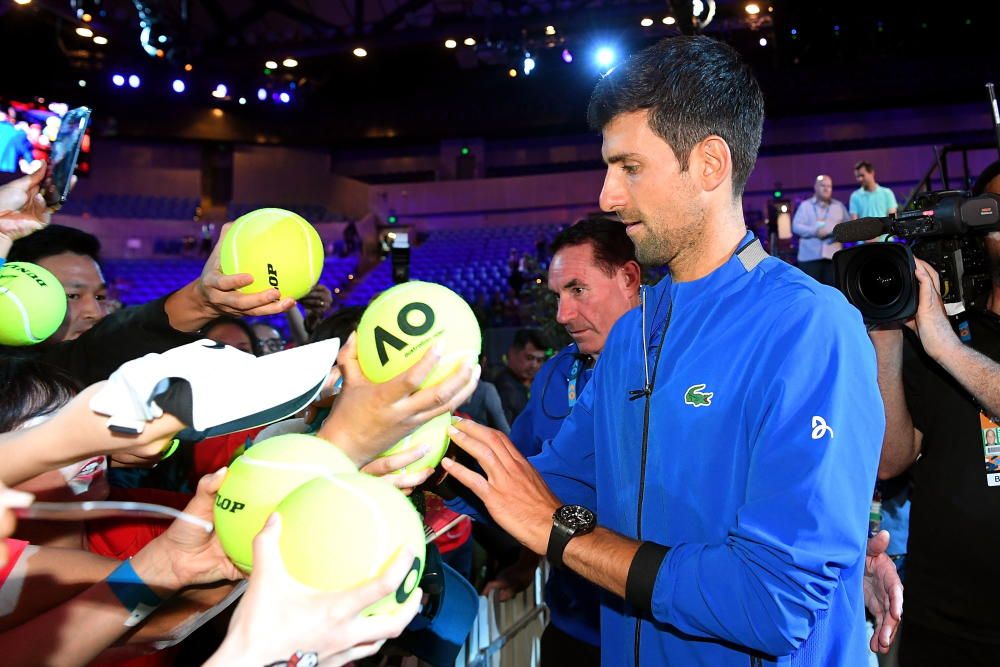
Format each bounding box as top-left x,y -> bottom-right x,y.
492,328 -> 548,425
792,174 -> 849,286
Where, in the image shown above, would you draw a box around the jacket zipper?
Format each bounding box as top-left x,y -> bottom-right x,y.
633,294 -> 672,667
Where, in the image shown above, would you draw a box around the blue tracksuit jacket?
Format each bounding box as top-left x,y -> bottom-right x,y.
532,234 -> 884,665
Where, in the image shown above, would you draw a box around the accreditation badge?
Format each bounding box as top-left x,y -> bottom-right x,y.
982,412 -> 1000,486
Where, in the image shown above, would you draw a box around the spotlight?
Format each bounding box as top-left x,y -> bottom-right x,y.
640,18 -> 653,27
464,37 -> 476,46
745,3 -> 760,14
545,25 -> 556,35
128,74 -> 141,88
112,74 -> 125,86
279,92 -> 290,103
265,60 -> 278,69
78,79 -> 87,87
508,68 -> 517,78
171,79 -> 185,93
353,47 -> 367,57
662,16 -> 676,24
238,97 -> 247,105
523,53 -> 535,76
81,12 -> 91,21
758,37 -> 768,46
75,27 -> 94,37
282,58 -> 298,67
257,87 -> 267,101
561,48 -> 573,63
212,84 -> 227,98
595,47 -> 615,69
14,0 -> 32,5
93,35 -> 108,45
211,108 -> 223,118
445,39 -> 457,49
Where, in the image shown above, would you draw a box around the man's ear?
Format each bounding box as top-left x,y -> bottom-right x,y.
691,135 -> 732,194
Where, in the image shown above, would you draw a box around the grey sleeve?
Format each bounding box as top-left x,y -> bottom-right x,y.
482,382 -> 512,434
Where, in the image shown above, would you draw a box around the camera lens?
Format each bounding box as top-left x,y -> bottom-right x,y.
857,263 -> 902,307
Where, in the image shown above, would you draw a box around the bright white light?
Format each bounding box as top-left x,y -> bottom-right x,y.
212,84 -> 227,98
282,58 -> 298,68
759,37 -> 768,46
279,92 -> 290,103
445,39 -> 457,49
545,25 -> 556,35
128,74 -> 141,88
595,47 -> 615,68
561,48 -> 573,63
464,37 -> 476,46
112,74 -> 125,87
257,87 -> 267,101
93,35 -> 108,45
172,79 -> 185,93
78,79 -> 87,87
523,53 -> 535,76
14,0 -> 32,5
745,3 -> 761,15
662,16 -> 676,25
265,60 -> 278,69
353,47 -> 367,57
640,18 -> 654,27
238,97 -> 247,105
75,27 -> 94,37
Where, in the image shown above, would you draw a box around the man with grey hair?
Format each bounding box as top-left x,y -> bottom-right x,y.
791,174 -> 850,286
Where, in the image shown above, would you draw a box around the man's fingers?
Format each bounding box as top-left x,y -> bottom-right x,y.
440,456 -> 491,498
336,332 -> 366,385
360,446 -> 428,476
451,417 -> 522,462
208,270 -> 256,292
866,529 -> 890,557
890,583 -> 903,619
390,345 -> 445,400
403,361 -> 478,419
335,548 -> 418,619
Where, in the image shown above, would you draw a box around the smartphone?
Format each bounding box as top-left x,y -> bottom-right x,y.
42,106 -> 91,209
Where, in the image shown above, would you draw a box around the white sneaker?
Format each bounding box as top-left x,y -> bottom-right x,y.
89,338 -> 340,439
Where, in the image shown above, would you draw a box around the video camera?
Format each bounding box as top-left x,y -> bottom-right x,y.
831,190 -> 1000,324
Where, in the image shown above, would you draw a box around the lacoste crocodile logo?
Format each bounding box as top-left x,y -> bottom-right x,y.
684,384 -> 713,407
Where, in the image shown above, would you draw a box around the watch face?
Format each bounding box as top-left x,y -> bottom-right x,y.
555,505 -> 596,531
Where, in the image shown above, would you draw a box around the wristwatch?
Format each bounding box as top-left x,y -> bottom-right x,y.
547,504 -> 597,569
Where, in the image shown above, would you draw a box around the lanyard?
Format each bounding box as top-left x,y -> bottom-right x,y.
567,358 -> 583,407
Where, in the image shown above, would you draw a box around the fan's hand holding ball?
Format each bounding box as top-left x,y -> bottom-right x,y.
220,208 -> 324,301
0,261 -> 67,346
375,411 -> 452,474
214,434 -> 356,570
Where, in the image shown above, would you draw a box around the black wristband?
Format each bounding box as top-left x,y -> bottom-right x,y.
625,541 -> 670,616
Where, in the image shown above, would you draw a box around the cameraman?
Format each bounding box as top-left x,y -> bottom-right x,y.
869,163 -> 1000,665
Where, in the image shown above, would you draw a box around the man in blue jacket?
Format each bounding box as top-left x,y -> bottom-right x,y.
442,35 -> 884,666
479,217 -> 641,664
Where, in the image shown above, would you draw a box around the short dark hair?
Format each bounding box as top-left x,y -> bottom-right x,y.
309,306 -> 365,344
973,160 -> 1000,195
550,217 -> 637,277
587,36 -> 764,198
0,358 -> 81,432
203,316 -> 259,354
511,328 -> 548,352
8,224 -> 101,264
854,160 -> 874,173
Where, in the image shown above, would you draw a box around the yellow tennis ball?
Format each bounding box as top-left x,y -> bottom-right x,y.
377,411 -> 452,474
0,262 -> 67,346
357,281 -> 481,387
219,208 -> 324,300
214,433 -> 356,571
275,474 -> 426,615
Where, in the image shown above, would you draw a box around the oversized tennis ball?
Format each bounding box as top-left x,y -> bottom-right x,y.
357,281 -> 481,387
0,261 -> 67,346
275,474 -> 426,615
214,433 -> 356,571
376,412 -> 452,474
219,208 -> 324,300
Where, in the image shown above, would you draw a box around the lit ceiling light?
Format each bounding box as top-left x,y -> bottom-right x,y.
595,47 -> 615,69
81,12 -> 92,21
745,3 -> 761,14
112,74 -> 125,87
171,79 -> 186,93
212,84 -> 227,98
523,53 -> 535,76
184,63 -> 193,71
279,92 -> 291,103
282,58 -> 298,68
211,108 -> 223,118
561,48 -> 573,63
445,39 -> 457,49
640,18 -> 654,27
93,35 -> 108,45
662,16 -> 676,25
464,37 -> 476,46
128,74 -> 141,88
508,68 -> 517,78
353,47 -> 367,57
78,79 -> 87,87
238,97 -> 247,105
76,27 -> 94,37
257,87 -> 267,101
545,25 -> 556,35
265,60 -> 278,69
758,36 -> 768,46
14,0 -> 32,5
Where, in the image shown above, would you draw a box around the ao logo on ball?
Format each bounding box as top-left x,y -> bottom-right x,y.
372,301 -> 435,366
